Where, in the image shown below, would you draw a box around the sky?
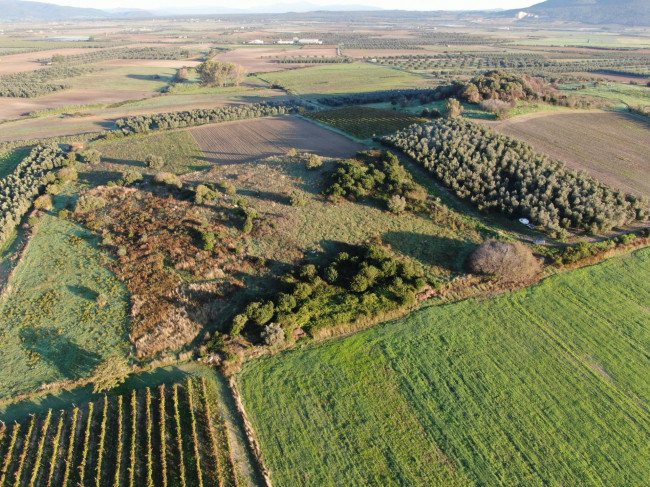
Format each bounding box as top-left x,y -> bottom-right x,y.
39,0 -> 536,12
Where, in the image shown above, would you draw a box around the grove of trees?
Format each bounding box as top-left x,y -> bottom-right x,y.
0,144 -> 67,244
195,60 -> 247,87
382,119 -> 647,234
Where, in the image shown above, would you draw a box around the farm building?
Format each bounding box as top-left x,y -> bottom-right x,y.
247,39 -> 265,44
298,38 -> 322,44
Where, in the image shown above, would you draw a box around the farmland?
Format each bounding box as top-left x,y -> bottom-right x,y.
257,63 -> 432,96
190,115 -> 365,164
0,376 -> 238,487
488,111 -> 650,198
305,106 -> 426,139
239,248 -> 650,486
214,45 -> 339,72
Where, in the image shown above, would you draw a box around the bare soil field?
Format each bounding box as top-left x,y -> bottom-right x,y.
489,111 -> 650,198
190,115 -> 364,164
214,46 -> 339,72
0,47 -> 99,75
0,88 -> 155,121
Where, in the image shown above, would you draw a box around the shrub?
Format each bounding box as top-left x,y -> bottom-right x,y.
91,355 -> 131,393
33,194 -> 53,210
289,190 -> 308,207
231,314 -> 248,336
57,166 -> 78,182
276,293 -> 297,312
117,246 -> 127,257
246,301 -> 275,326
445,98 -> 464,118
467,240 -> 540,282
75,194 -> 107,213
219,181 -> 236,196
387,194 -> 407,214
145,154 -> 164,169
306,154 -> 323,170
122,169 -> 143,186
153,172 -> 182,189
82,149 -> 102,165
261,324 -> 285,347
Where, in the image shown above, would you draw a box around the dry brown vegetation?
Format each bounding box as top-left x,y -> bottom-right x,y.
73,185 -> 255,358
214,46 -> 338,72
489,111 -> 650,199
190,115 -> 364,164
467,240 -> 540,282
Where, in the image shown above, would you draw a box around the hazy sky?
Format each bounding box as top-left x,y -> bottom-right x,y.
41,0 -> 536,11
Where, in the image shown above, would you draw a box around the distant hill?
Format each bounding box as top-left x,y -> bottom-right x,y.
505,0 -> 650,26
0,0 -> 111,20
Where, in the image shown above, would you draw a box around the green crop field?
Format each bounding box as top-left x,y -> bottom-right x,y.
257,63 -> 432,96
239,248 -> 650,486
66,66 -> 176,92
0,202 -> 130,401
306,106 -> 426,139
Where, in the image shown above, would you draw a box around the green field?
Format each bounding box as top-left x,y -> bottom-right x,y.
66,66 -> 176,92
561,81 -> 650,108
306,106 -> 426,139
257,63 -> 432,96
0,203 -> 130,401
239,248 -> 650,486
88,130 -> 209,183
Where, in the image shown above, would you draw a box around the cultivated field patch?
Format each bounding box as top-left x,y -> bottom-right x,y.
489,111 -> 650,198
306,106 -> 426,139
215,45 -> 338,72
239,248 -> 650,486
190,115 -> 365,164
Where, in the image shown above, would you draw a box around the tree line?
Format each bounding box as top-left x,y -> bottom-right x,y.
0,64 -> 97,98
382,119 -> 647,235
0,144 -> 68,244
114,100 -> 307,134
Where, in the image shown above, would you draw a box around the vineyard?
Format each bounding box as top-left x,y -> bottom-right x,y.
0,377 -> 238,487
306,106 -> 426,139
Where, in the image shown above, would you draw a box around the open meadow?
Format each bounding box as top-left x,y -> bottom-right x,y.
239,248 -> 650,486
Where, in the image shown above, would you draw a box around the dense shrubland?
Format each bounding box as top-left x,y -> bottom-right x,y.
195,60 -> 247,87
0,144 -> 68,244
221,243 -> 427,344
324,150 -> 420,212
0,64 -> 97,97
382,119 -> 647,234
114,100 -> 306,134
317,86 -> 458,107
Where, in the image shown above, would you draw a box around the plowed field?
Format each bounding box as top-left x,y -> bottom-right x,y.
190,115 -> 364,164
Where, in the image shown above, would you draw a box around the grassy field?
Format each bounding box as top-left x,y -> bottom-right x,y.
561,81 -> 650,108
65,65 -> 176,92
305,106 -> 426,139
490,110 -> 650,198
239,248 -> 650,486
0,201 -> 130,401
257,63 -> 432,96
88,130 -> 210,183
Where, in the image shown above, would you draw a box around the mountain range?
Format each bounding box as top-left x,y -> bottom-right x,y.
0,0 -> 648,25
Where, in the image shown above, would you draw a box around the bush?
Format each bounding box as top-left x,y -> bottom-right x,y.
231,313 -> 248,336
467,240 -> 540,282
91,355 -> 131,393
153,171 -> 182,189
306,154 -> 323,170
82,149 -> 102,165
246,301 -> 275,326
289,190 -> 308,207
57,166 -> 78,182
445,98 -> 464,118
75,194 -> 107,213
145,154 -> 164,169
33,194 -> 53,210
122,169 -> 143,186
261,324 -> 285,347
387,194 -> 406,214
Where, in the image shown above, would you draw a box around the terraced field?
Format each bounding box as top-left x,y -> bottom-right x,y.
239,248 -> 650,486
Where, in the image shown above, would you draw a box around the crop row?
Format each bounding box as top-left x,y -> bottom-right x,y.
0,378 -> 236,486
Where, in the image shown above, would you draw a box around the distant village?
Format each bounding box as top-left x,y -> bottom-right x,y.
246,37 -> 322,45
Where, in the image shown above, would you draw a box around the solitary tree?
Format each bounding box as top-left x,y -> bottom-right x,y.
445,98 -> 464,118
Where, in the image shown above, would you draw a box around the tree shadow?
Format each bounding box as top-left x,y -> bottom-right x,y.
382,231 -> 477,273
19,328 -> 102,382
100,157 -> 145,168
66,285 -> 99,301
236,189 -> 288,205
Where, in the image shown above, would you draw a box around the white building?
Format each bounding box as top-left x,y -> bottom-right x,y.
247,39 -> 265,45
297,39 -> 322,44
